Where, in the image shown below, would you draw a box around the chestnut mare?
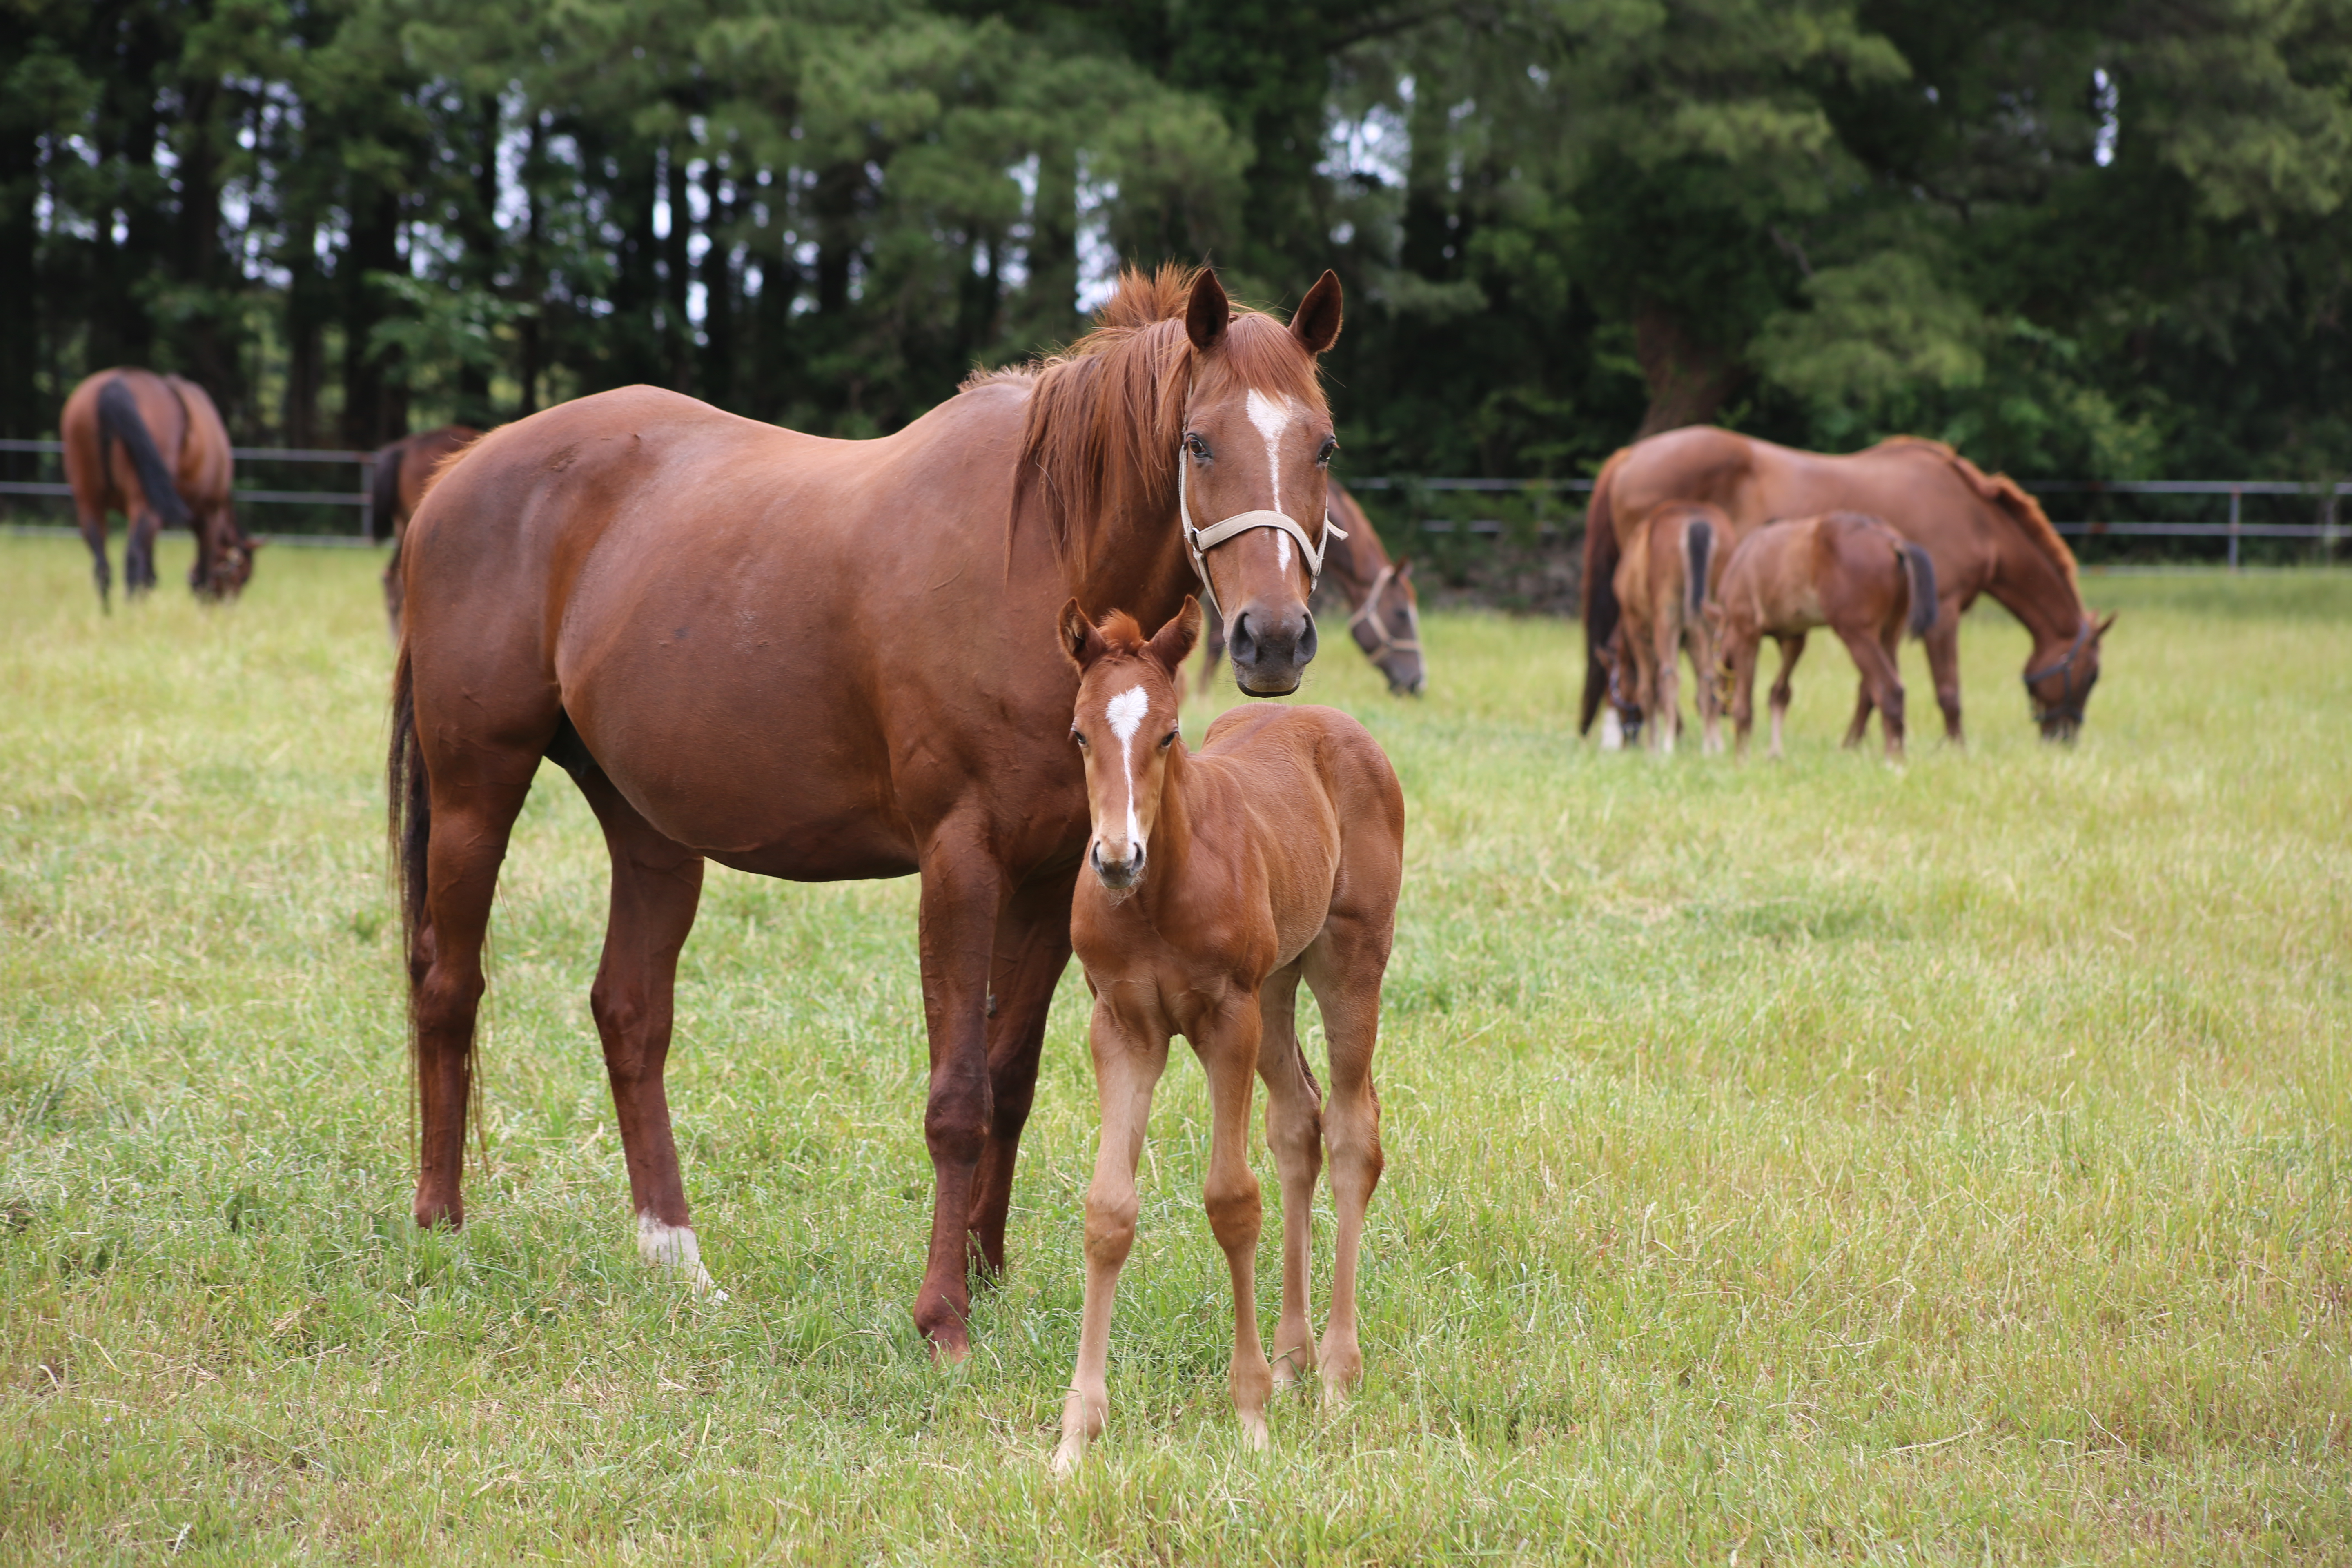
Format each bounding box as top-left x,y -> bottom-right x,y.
61,368 -> 255,606
387,265 -> 1345,1354
368,424 -> 481,635
1708,511 -> 1940,759
1197,482 -> 1425,696
1581,429 -> 2114,742
1052,599 -> 1403,1472
1610,499 -> 1736,753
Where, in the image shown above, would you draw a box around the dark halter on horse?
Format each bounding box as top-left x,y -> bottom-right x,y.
1346,561 -> 1420,661
2022,619 -> 2095,728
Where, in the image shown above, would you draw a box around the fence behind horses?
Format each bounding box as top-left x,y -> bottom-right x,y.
2,439 -> 2345,567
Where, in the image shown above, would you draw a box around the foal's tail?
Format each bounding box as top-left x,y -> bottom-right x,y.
96,376 -> 190,531
1900,543 -> 1939,638
1684,515 -> 1713,619
368,440 -> 404,544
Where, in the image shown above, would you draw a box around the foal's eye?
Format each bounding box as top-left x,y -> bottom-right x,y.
1160,730 -> 1178,749
1184,432 -> 1209,461
1071,729 -> 1087,748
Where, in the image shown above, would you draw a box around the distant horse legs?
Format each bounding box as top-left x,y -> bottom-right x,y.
1255,962 -> 1324,1390
75,506 -> 110,609
1766,633 -> 1806,760
1306,922 -> 1384,1406
575,766 -> 716,1289
966,865 -> 1081,1278
1836,623 -> 1907,759
126,508 -> 162,597
1923,603 -> 1964,744
1647,606 -> 1683,754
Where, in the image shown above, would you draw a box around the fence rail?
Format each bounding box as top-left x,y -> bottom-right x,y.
0,439 -> 377,536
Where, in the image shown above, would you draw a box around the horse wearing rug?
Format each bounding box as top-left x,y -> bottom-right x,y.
1610,499 -> 1735,753
1198,482 -> 1425,695
1707,511 -> 1938,760
387,265 -> 1345,1355
368,424 -> 481,635
60,368 -> 254,606
1580,428 -> 2114,742
1052,599 -> 1402,1472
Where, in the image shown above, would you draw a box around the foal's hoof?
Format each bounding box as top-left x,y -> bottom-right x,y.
1238,1412 -> 1270,1451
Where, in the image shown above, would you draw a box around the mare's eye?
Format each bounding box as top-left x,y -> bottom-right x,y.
1316,435 -> 1339,467
1185,432 -> 1209,460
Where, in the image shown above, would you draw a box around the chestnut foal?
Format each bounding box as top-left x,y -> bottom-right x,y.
1612,499 -> 1734,754
1053,598 -> 1404,1473
1708,510 -> 1939,760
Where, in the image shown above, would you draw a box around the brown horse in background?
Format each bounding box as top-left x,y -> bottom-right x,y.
388,265 -> 1345,1356
60,368 -> 254,606
1581,428 -> 2114,742
1198,482 -> 1425,695
1610,499 -> 1737,753
1052,599 -> 1402,1472
1707,511 -> 1939,760
369,424 -> 481,635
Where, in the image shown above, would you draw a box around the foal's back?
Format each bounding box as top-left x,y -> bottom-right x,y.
1719,510 -> 1902,632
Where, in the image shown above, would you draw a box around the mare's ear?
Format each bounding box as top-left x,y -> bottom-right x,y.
2094,610 -> 2118,639
1147,595 -> 1203,675
1186,270 -> 1230,354
1059,598 -> 1106,669
1291,269 -> 1343,355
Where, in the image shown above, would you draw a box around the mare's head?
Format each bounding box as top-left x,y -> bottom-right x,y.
2025,610 -> 2117,741
1060,597 -> 1203,892
1350,555 -> 1425,695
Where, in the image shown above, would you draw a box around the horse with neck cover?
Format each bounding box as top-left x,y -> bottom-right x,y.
60,368 -> 255,606
368,424 -> 482,636
1197,482 -> 1425,695
387,265 -> 1345,1356
1052,599 -> 1403,1472
1579,428 -> 2115,742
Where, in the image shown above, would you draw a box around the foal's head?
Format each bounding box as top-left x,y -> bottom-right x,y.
1060,597 -> 1203,892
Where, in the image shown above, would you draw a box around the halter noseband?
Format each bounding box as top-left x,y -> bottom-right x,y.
2021,619 -> 2094,726
1346,561 -> 1421,659
1178,448 -> 1343,618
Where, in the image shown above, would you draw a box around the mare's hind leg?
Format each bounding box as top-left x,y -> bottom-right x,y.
573,766 -> 717,1290
76,507 -> 111,609
126,509 -> 161,597
1767,634 -> 1806,759
1256,962 -> 1323,1390
966,864 -> 1081,1278
1304,920 -> 1390,1408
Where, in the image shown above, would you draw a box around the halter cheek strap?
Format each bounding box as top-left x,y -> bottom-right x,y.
1346,562 -> 1422,657
1178,450 -> 1343,616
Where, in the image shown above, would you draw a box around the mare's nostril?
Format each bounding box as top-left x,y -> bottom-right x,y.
1298,612 -> 1317,663
1230,612 -> 1258,666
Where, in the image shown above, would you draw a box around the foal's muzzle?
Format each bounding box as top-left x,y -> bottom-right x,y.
1090,839 -> 1145,890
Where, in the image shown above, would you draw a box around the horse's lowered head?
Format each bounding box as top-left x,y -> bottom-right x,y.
2024,610 -> 2117,741
195,514 -> 258,601
1351,555 -> 1425,695
1177,268 -> 1343,696
1060,596 -> 1203,893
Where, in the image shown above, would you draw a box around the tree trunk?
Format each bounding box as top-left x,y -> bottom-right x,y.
1633,303 -> 1742,438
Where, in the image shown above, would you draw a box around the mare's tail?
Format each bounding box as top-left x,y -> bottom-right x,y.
95,376 -> 190,530
1577,449 -> 1630,735
1684,515 -> 1713,619
1900,543 -> 1939,637
388,642 -> 431,1032
369,440 -> 404,544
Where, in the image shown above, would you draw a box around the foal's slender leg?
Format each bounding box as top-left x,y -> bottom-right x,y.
1255,963 -> 1323,1390
1054,1004 -> 1169,1475
1837,623 -> 1907,760
1650,596 -> 1682,754
1305,929 -> 1385,1408
1196,1001 -> 1274,1445
1688,622 -> 1723,756
1767,633 -> 1806,760
574,767 -> 715,1289
966,864 -> 1080,1278
1726,630 -> 1760,759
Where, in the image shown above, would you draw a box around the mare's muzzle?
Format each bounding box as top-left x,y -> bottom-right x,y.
1228,602 -> 1317,696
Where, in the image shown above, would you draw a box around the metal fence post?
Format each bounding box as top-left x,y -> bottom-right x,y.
2229,486 -> 2241,570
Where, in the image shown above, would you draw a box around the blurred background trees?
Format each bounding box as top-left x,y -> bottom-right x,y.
6,0 -> 2352,481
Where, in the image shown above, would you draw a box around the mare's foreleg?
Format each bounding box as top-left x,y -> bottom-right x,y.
966,865 -> 1080,1278
1305,921 -> 1388,1407
576,768 -> 716,1290
1924,603 -> 1964,744
1053,1004 -> 1170,1475
912,835 -> 1007,1359
1196,1000 -> 1273,1445
1255,964 -> 1323,1391
1767,633 -> 1806,760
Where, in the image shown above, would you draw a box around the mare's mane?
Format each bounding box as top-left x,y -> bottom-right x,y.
972,264 -> 1326,580
1869,435 -> 2078,591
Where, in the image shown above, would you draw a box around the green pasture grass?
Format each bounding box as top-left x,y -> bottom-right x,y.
2,535 -> 2347,1564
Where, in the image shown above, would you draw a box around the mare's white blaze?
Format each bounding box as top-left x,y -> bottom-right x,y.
1105,684 -> 1150,853
638,1211 -> 726,1297
1245,388 -> 1297,512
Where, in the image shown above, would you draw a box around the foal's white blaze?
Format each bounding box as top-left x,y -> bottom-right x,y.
1105,684 -> 1150,855
638,1210 -> 725,1298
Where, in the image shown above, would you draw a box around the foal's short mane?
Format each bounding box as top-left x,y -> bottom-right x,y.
971,264 -> 1327,580
1089,609 -> 1152,655
1873,435 -> 2078,591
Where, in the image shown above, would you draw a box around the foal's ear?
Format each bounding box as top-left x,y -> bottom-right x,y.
1186,270 -> 1230,354
1147,596 -> 1203,675
1059,598 -> 1107,669
2094,610 -> 2118,639
1290,269 -> 1343,355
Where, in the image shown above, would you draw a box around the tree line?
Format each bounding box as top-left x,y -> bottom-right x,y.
7,0 -> 2352,486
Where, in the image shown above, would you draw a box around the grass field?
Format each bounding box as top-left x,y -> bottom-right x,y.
2,534 -> 2348,1564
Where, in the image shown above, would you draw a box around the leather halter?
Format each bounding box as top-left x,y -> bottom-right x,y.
1178,447 -> 1343,617
2021,618 -> 2094,726
1347,561 -> 1421,659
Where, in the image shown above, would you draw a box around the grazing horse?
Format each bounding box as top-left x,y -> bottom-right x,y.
1051,599 -> 1402,1472
60,368 -> 254,606
1198,482 -> 1424,696
1610,499 -> 1735,753
1707,511 -> 1939,760
1580,428 -> 2115,742
368,424 -> 482,635
387,265 -> 1345,1356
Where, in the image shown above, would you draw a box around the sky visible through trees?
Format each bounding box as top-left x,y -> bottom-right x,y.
7,0 -> 2352,489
